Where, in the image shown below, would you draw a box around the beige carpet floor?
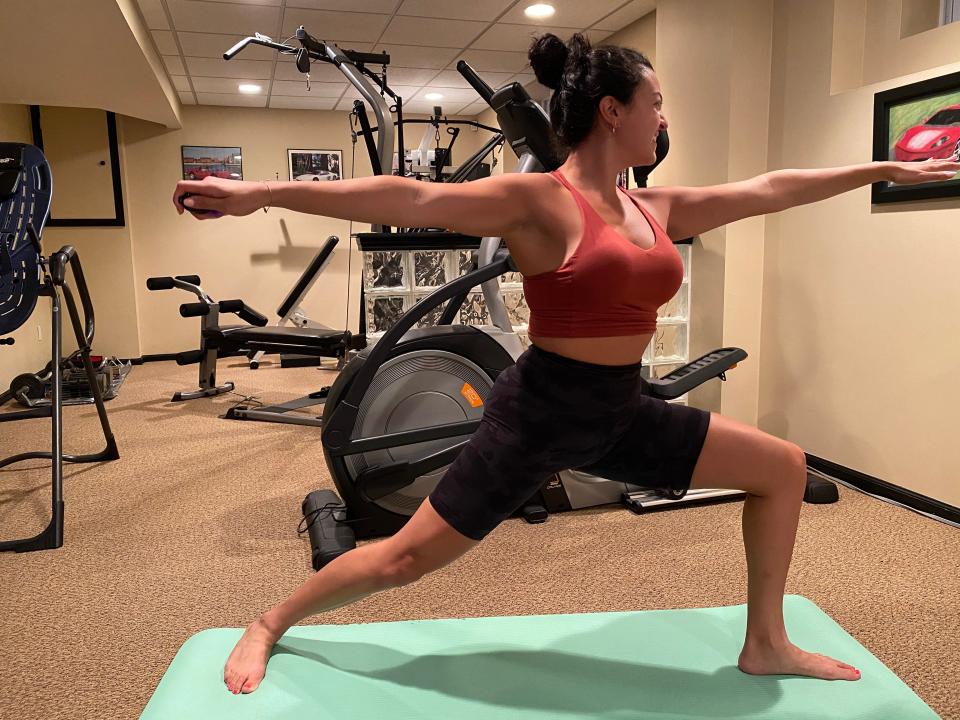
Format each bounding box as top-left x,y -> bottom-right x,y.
0,359 -> 957,719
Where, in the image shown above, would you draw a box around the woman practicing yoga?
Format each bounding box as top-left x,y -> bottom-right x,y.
173,33 -> 960,695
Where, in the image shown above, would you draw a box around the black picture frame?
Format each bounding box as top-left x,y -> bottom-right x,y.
872,70 -> 960,204
287,149 -> 342,181
30,106 -> 125,227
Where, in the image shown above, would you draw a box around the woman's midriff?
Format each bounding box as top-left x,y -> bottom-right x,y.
529,332 -> 655,366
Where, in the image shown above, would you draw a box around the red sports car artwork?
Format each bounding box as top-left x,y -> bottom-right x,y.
893,105 -> 960,161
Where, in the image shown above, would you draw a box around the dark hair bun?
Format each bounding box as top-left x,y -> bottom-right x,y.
528,33 -> 568,90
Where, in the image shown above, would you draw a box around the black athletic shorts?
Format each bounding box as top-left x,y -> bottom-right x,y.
428,344 -> 712,541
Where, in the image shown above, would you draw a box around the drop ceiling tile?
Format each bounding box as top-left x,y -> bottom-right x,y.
193,76 -> 266,93
287,0 -> 398,11
178,31 -> 277,60
593,0 -> 656,31
280,8 -> 391,40
509,71 -> 536,85
196,92 -> 269,107
194,0 -> 282,5
499,0 -> 625,28
273,60 -> 345,82
584,28 -> 613,44
271,80 -> 348,97
171,75 -> 192,92
343,84 -> 424,99
396,0 -> 515,22
167,0 -> 282,35
409,87 -> 481,103
334,97 -> 358,111
151,30 -> 178,54
373,44 -> 460,69
186,57 -> 273,79
380,16 -> 488,48
136,0 -> 169,29
458,99 -> 490,115
178,90 -> 197,105
268,95 -> 340,110
451,49 -> 528,73
384,67 -> 443,85
471,23 -> 578,52
442,103 -> 473,115
402,101 -> 461,115
163,55 -> 187,75
429,69 -> 514,89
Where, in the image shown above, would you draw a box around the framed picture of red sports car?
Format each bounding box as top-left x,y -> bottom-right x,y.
873,70 -> 960,203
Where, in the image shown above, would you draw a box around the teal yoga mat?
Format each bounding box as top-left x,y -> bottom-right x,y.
141,595 -> 939,719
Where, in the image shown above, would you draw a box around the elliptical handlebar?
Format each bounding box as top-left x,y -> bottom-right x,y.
456,60 -> 495,104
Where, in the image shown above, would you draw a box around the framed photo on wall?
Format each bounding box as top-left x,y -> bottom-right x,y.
288,149 -> 342,181
181,146 -> 243,181
872,70 -> 960,203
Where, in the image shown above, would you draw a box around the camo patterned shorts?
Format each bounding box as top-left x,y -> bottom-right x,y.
429,344 -> 712,540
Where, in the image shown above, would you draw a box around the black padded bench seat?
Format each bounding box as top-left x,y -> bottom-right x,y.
219,324 -> 352,353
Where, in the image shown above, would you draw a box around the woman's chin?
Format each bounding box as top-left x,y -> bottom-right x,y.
636,151 -> 658,167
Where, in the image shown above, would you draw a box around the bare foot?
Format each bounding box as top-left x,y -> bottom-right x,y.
739,642 -> 861,681
223,617 -> 282,694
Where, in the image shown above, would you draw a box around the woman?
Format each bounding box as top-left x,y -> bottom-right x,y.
173,34 -> 959,695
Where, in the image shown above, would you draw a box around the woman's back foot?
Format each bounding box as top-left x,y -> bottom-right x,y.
738,642 -> 861,681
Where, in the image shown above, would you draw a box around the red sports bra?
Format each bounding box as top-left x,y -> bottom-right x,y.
522,170 -> 684,338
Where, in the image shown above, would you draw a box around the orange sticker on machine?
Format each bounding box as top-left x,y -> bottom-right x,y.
461,383 -> 483,408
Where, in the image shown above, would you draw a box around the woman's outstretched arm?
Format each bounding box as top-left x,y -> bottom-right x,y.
641,157 -> 960,240
172,173 -> 546,240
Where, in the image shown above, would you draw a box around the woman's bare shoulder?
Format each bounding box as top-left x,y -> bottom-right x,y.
627,186 -> 672,231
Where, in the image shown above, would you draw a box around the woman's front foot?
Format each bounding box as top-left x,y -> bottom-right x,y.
223,615 -> 283,694
739,641 -> 861,681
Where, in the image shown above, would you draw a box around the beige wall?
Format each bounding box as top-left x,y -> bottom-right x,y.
3,100 -> 499,375
80,104 -> 493,357
758,0 -> 960,507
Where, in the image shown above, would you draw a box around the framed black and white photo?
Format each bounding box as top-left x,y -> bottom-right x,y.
288,149 -> 342,182
181,146 -> 243,181
872,70 -> 960,203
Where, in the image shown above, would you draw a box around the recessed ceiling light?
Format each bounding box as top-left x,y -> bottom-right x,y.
424,92 -> 443,101
524,3 -> 555,19
238,84 -> 262,94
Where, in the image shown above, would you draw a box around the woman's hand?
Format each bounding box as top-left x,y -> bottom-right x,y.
172,177 -> 270,219
884,157 -> 960,185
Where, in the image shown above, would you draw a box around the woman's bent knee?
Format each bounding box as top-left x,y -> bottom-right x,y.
378,550 -> 427,589
373,499 -> 481,590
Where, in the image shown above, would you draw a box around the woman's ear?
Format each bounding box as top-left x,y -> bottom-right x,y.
598,96 -> 620,129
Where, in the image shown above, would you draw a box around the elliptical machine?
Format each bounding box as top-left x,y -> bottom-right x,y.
300,66 -> 753,570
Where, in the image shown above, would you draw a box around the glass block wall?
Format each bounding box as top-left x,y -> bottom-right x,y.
361,243 -> 691,403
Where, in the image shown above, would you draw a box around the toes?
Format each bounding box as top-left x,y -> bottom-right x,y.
234,675 -> 248,695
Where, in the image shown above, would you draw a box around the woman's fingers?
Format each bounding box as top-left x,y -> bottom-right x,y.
891,159 -> 960,184
182,194 -> 215,210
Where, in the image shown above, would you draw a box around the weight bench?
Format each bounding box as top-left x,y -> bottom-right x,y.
147,236 -> 364,402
